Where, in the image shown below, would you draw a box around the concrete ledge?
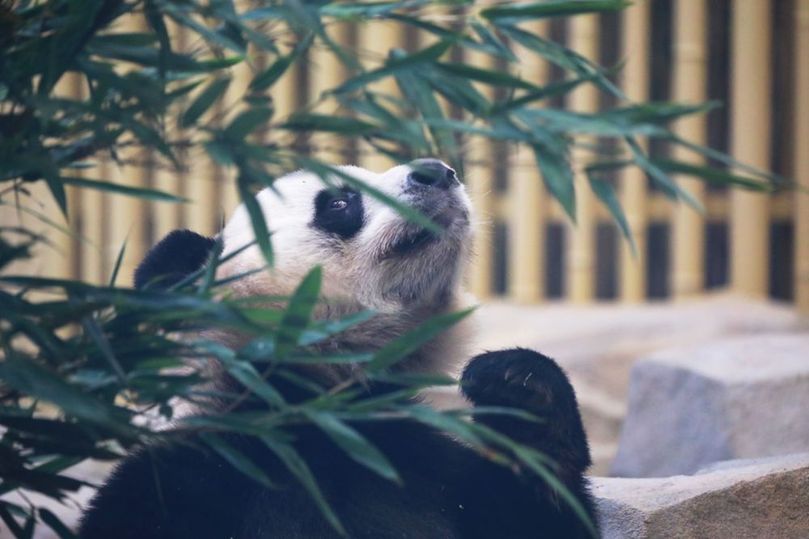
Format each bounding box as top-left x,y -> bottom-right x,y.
594,453 -> 809,539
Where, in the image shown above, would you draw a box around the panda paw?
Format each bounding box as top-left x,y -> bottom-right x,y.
460,348 -> 591,470
460,348 -> 574,413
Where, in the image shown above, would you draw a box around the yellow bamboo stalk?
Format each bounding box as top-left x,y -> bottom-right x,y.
618,1 -> 649,303
464,45 -> 497,300
795,0 -> 809,314
38,73 -> 83,280
310,22 -> 351,164
565,15 -> 599,303
729,0 -> 771,298
671,0 -> 708,299
356,20 -> 403,173
509,21 -> 549,303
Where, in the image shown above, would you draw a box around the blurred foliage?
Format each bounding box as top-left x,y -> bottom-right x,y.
0,0 -> 786,536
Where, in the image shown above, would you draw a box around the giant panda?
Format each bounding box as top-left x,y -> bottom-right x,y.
79,159 -> 598,539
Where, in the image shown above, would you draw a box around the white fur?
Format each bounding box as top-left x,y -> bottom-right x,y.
215,163 -> 475,378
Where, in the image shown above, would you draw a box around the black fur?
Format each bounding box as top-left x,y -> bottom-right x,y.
312,187 -> 365,239
133,229 -> 216,289
79,349 -> 597,539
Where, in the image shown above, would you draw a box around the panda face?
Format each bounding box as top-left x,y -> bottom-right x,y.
218,160 -> 473,313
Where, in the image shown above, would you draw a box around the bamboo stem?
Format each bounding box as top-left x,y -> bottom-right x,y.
729,0 -> 771,298
671,0 -> 708,298
565,15 -> 599,303
619,1 -> 650,303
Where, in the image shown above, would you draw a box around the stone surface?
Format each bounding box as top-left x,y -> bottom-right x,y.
472,295 -> 807,473
594,452 -> 809,539
611,333 -> 809,477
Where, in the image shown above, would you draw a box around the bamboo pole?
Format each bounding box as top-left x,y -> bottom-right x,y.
729,0 -> 771,298
509,21 -> 549,303
464,43 -> 497,300
795,0 -> 809,314
105,16 -> 148,286
565,15 -> 599,303
356,21 -> 403,173
618,1 -> 650,302
310,22 -> 351,165
671,0 -> 708,299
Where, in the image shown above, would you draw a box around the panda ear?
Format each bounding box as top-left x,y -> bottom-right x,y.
134,229 -> 217,290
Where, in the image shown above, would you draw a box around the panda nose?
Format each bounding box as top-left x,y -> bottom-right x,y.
407,159 -> 459,190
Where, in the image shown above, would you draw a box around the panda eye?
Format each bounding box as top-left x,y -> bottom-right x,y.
329,199 -> 348,210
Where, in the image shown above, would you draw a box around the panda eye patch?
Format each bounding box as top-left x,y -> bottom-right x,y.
313,187 -> 364,239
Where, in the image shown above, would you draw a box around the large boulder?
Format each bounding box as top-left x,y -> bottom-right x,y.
594,453 -> 809,539
611,334 -> 809,477
473,296 -> 806,473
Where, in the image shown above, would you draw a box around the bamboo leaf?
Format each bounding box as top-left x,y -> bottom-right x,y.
200,434 -> 279,489
181,78 -> 231,128
276,266 -> 322,358
481,0 -> 631,21
367,308 -> 473,373
304,411 -> 401,484
59,177 -> 186,202
236,174 -> 274,266
587,175 -> 636,253
260,437 -> 346,536
533,143 -> 576,221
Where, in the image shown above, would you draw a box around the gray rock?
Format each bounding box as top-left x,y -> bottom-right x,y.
473,297 -> 806,474
611,334 -> 809,478
594,453 -> 809,539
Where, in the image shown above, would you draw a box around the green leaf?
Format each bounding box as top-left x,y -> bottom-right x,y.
298,310 -> 376,346
260,436 -> 346,536
436,62 -> 542,91
481,0 -> 630,21
626,137 -> 703,211
304,411 -> 401,484
652,158 -> 774,191
200,433 -> 279,489
0,358 -> 132,434
532,142 -> 576,221
236,174 -> 274,266
367,308 -> 473,372
59,177 -> 187,202
43,176 -> 68,219
250,34 -> 314,92
276,267 -> 322,358
225,108 -> 273,140
330,39 -> 454,95
180,78 -> 231,128
38,508 -> 78,539
587,176 -> 635,253
282,114 -> 377,135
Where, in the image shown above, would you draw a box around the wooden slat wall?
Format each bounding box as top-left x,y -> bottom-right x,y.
11,2 -> 808,313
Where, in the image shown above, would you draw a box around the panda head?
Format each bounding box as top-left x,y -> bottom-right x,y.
135,159 -> 474,373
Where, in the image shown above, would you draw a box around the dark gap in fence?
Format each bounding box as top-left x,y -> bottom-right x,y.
706,0 -> 731,191
596,223 -> 617,300
647,222 -> 670,299
705,221 -> 729,289
546,223 -> 565,299
648,0 -> 673,194
770,221 -> 794,301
